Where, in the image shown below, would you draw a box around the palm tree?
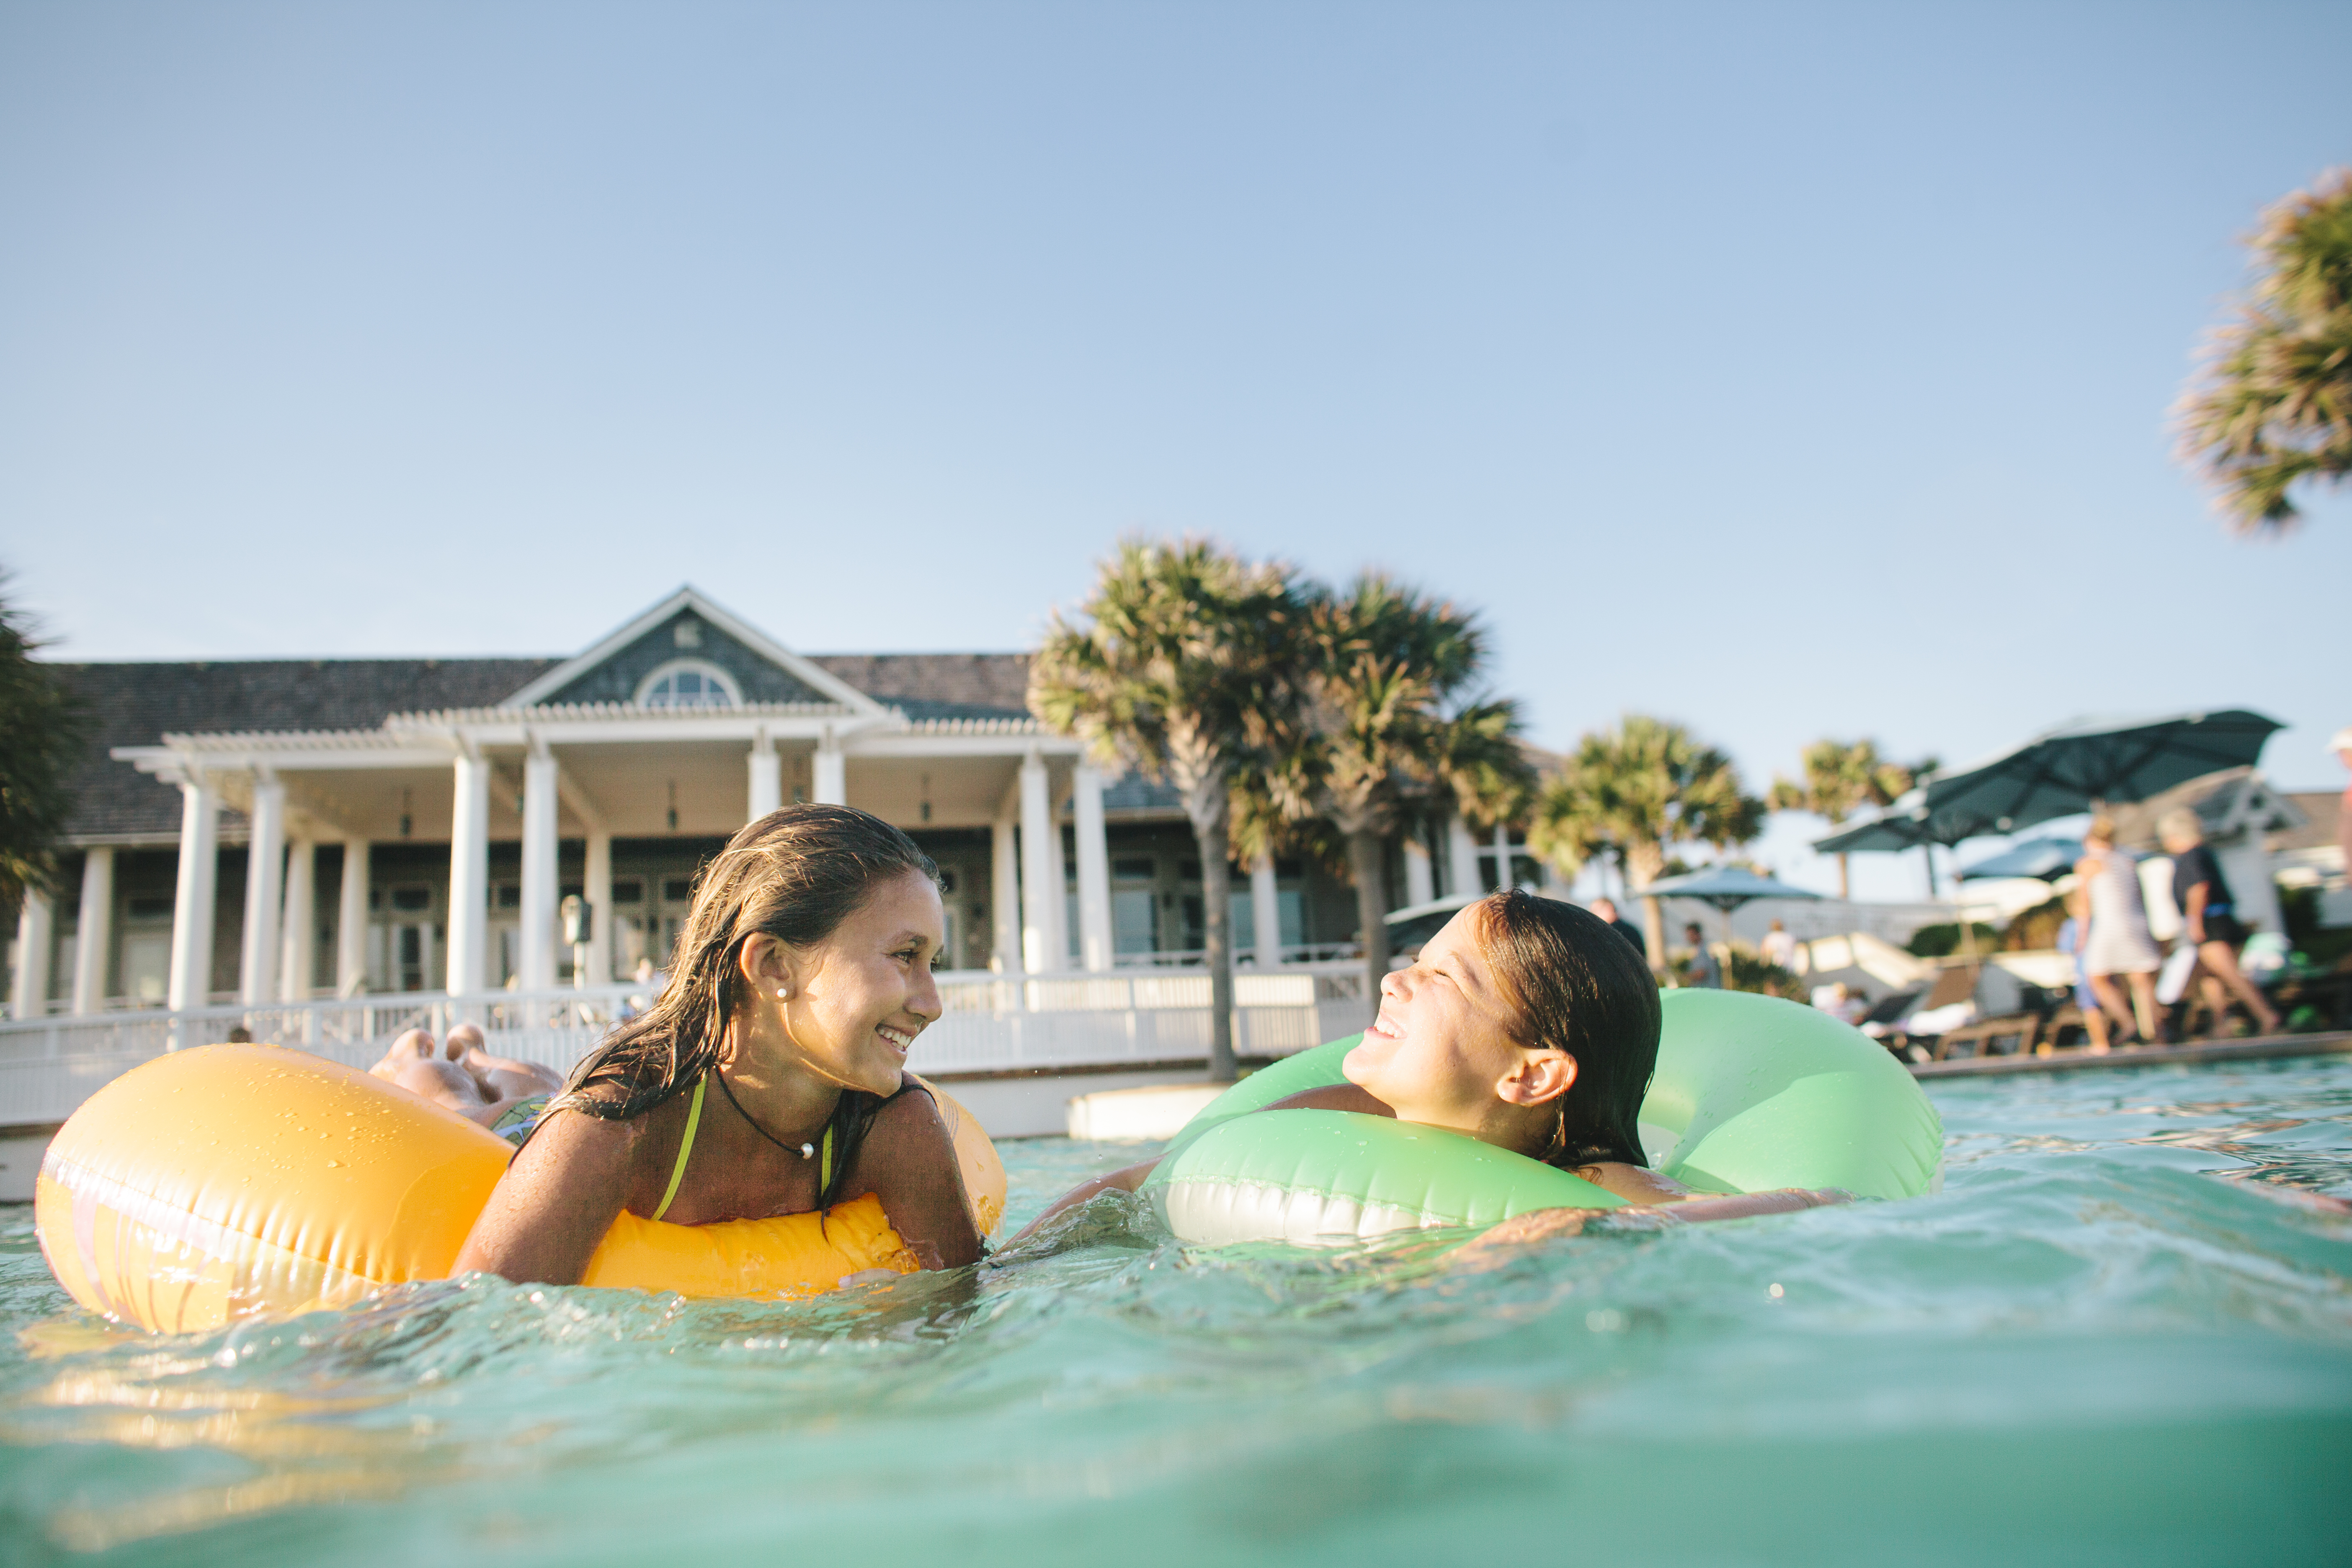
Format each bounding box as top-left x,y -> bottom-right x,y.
1030,539 -> 1308,1081
1767,739 -> 1921,898
1239,574 -> 1534,999
2175,168 -> 2352,530
0,577 -> 83,914
1528,716 -> 1761,966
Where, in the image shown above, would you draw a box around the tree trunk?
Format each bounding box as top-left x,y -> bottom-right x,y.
1195,810 -> 1237,1081
1348,828 -> 1392,1005
1627,840 -> 1667,975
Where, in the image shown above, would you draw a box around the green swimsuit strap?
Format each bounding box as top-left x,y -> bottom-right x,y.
649,1076 -> 707,1223
647,1077 -> 840,1225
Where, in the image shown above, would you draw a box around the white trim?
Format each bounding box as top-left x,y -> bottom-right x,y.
847,729 -> 1073,758
633,658 -> 742,709
497,586 -> 886,715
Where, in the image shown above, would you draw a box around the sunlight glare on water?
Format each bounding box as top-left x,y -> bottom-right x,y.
3,1058 -> 2349,1566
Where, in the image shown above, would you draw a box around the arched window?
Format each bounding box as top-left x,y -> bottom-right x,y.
635,659 -> 741,709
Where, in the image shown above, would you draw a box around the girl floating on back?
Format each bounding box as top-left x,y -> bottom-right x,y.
1018,891 -> 1846,1247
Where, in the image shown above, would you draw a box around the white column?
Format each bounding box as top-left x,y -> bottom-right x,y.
1403,835 -> 1435,908
1493,824 -> 1516,894
1018,753 -> 1065,973
1072,764 -> 1114,972
1251,852 -> 1283,969
990,808 -> 1021,973
336,838 -> 369,996
167,774 -> 221,1019
72,848 -> 113,1015
1446,812 -> 1481,897
519,744 -> 560,992
813,730 -> 846,806
584,830 -> 613,985
278,837 -> 315,1001
747,730 -> 782,820
237,773 -> 286,1006
11,890 -> 53,1020
447,751 -> 491,996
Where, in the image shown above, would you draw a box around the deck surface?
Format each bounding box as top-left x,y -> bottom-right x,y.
1909,1030 -> 2352,1078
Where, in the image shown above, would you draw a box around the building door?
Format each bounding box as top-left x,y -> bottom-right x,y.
1112,889 -> 1157,957
394,924 -> 431,993
120,932 -> 169,1006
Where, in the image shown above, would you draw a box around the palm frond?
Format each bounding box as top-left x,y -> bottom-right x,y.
2175,168 -> 2352,531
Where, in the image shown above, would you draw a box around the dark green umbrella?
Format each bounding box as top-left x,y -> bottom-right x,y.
1815,708 -> 2282,891
1921,709 -> 2282,836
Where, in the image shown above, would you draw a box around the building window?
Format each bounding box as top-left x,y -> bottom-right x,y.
636,660 -> 740,709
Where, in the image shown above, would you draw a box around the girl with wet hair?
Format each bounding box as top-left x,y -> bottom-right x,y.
453,804 -> 985,1284
1018,890 -> 1842,1245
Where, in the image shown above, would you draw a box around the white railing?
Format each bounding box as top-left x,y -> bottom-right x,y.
1111,942 -> 1365,968
0,964 -> 1374,1130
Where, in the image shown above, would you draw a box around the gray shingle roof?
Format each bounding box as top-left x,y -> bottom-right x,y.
806,653 -> 1031,720
54,658 -> 559,840
47,651 -> 1044,841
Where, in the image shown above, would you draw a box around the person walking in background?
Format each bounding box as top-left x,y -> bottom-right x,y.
1760,918 -> 1798,972
2075,816 -> 2164,1045
2335,726 -> 2352,890
2159,809 -> 2282,1039
2054,885 -> 2110,1053
1683,922 -> 1723,988
1589,897 -> 1646,961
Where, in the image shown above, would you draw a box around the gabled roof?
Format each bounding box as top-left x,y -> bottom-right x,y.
2108,766 -> 2308,852
499,586 -> 886,715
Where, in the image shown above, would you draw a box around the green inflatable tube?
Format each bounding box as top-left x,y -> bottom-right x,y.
1143,989 -> 1944,1245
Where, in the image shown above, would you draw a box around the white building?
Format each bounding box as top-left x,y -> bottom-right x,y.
9,587 -> 1523,1021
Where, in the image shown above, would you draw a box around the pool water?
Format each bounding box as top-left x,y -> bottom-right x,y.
3,1058 -> 2349,1566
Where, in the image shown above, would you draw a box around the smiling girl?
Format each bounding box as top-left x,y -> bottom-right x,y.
1019,891 -> 1841,1245
451,805 -> 985,1284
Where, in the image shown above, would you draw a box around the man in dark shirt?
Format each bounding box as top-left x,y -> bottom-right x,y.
2159,809 -> 2280,1037
1589,897 -> 1646,959
1683,921 -> 1724,988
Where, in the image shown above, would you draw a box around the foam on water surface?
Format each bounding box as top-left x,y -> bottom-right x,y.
2,1058 -> 2349,1565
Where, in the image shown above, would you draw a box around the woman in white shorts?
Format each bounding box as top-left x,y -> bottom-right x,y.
2074,815 -> 2164,1045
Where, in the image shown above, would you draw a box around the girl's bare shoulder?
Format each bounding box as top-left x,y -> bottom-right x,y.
514,1097 -> 672,1191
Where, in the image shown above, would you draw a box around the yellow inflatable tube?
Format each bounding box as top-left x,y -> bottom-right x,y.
34,1043 -> 1007,1334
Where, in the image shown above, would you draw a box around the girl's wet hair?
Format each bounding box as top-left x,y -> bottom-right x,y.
1472,890 -> 1661,1169
551,803 -> 938,1208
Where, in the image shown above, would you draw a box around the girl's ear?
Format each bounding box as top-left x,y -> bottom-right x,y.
1494,1048 -> 1577,1108
738,934 -> 800,997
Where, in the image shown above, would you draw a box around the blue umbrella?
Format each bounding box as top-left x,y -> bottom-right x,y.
1642,866 -> 1821,955
1956,837 -> 2084,883
1641,865 -> 1823,914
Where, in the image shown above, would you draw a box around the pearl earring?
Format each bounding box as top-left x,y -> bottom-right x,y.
776,987 -> 790,1000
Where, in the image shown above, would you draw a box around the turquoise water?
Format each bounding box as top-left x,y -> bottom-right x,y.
4,1058 -> 2350,1566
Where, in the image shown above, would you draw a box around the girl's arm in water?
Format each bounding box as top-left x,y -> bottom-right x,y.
451,1106 -> 648,1285
1009,1084 -> 1393,1244
1455,1186 -> 1850,1261
845,1086 -> 986,1270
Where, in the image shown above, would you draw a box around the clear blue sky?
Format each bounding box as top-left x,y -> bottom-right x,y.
5,2 -> 2346,899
